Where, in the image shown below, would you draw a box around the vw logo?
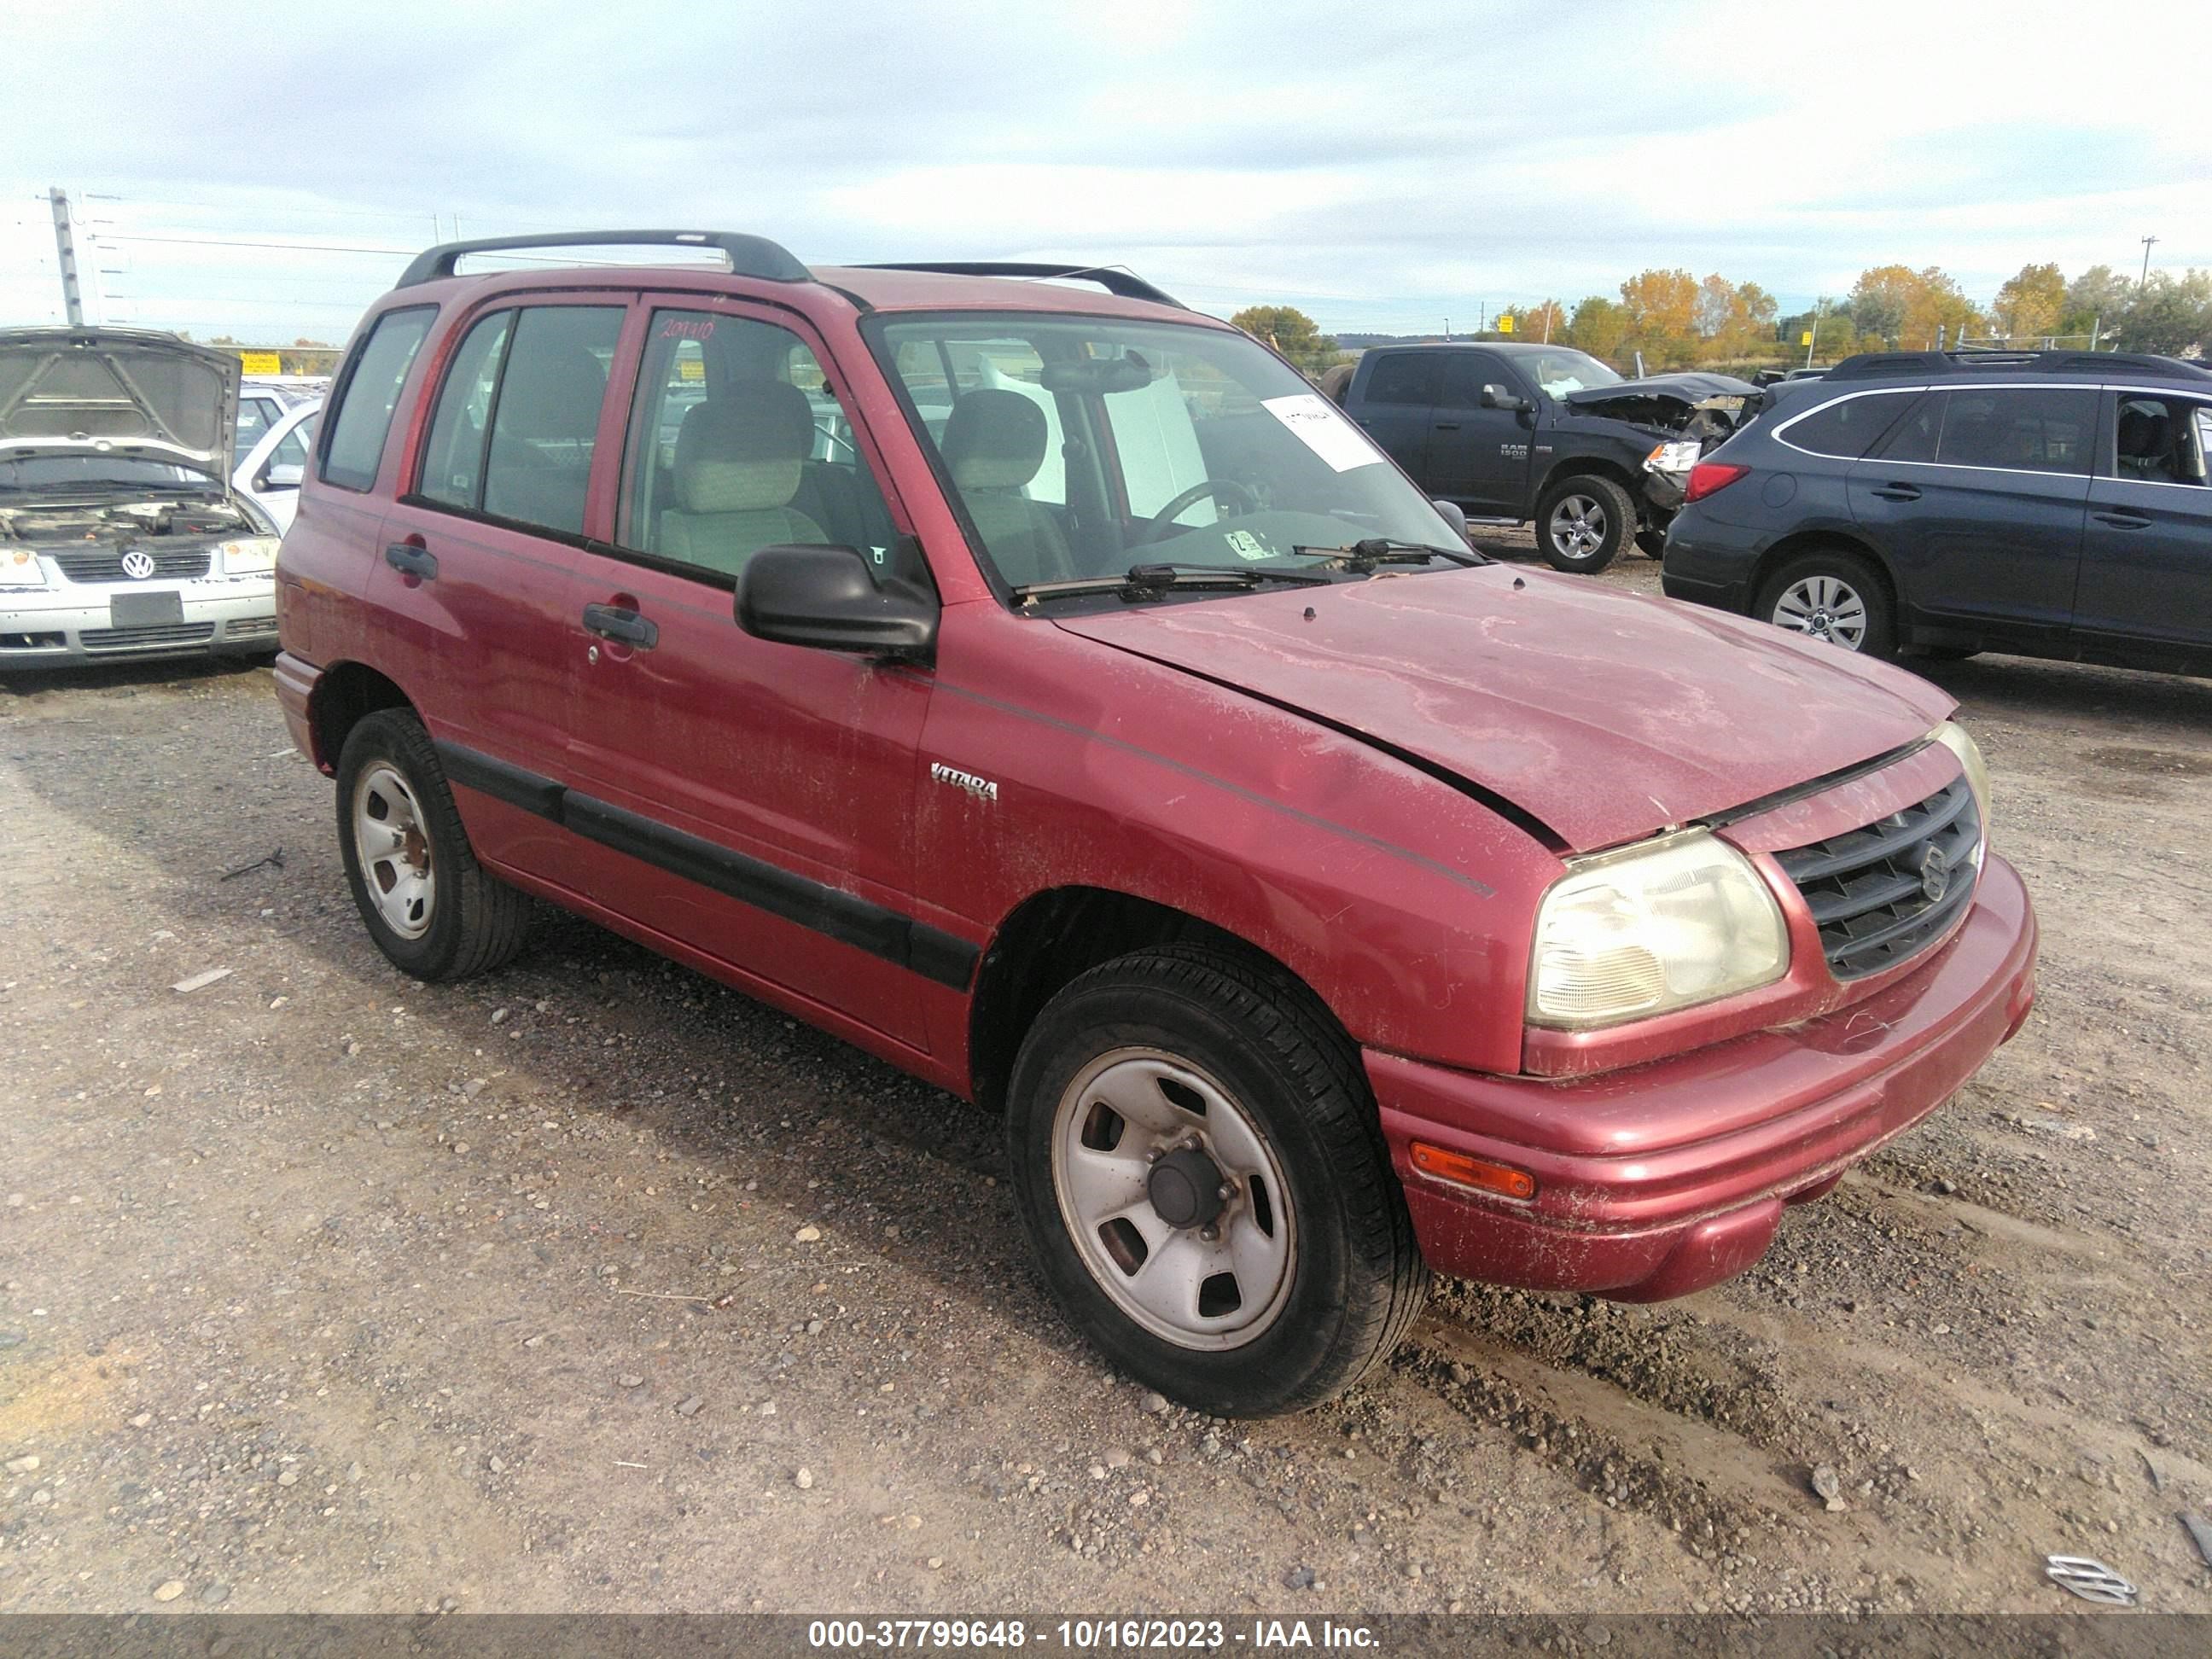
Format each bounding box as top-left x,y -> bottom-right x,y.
119,549 -> 157,580
1918,842 -> 1951,905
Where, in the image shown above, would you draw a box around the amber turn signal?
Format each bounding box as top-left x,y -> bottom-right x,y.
1409,1142 -> 1537,1200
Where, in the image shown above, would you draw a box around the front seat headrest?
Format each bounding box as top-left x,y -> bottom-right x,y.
675,380 -> 814,513
496,346 -> 607,443
942,389 -> 1047,491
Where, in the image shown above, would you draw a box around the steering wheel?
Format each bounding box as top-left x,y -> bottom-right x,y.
1141,478 -> 1258,542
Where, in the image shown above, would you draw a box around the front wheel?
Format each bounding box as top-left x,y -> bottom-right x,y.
1755,548 -> 1897,659
1534,474 -> 1633,573
1004,946 -> 1429,1417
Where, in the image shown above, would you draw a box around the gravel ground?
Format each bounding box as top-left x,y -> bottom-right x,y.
3,537 -> 2209,1615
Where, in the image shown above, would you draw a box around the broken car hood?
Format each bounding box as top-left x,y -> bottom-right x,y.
1560,371 -> 1757,413
1053,568 -> 1953,853
0,327 -> 240,477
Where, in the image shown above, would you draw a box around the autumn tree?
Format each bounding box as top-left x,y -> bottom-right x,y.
1229,305 -> 1343,375
1848,265 -> 1982,347
2114,270 -> 2212,356
2061,265 -> 2134,338
1618,269 -> 1699,341
1991,263 -> 2065,342
1564,295 -> 1630,361
1501,299 -> 1567,341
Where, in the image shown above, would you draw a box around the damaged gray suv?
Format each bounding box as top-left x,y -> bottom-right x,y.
1,327 -> 283,668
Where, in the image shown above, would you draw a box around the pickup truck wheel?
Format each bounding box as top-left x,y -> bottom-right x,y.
335,708 -> 529,981
1535,474 -> 1632,573
1756,549 -> 1897,659
1005,945 -> 1429,1417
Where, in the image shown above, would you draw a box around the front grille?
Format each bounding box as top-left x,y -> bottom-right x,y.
1775,775 -> 1982,980
49,547 -> 212,584
225,616 -> 279,637
79,622 -> 217,651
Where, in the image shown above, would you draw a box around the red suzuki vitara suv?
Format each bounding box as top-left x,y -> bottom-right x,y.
275,231 -> 2037,1416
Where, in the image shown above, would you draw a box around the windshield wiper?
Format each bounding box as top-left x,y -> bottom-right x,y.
1010,562 -> 1331,604
1286,537 -> 1487,572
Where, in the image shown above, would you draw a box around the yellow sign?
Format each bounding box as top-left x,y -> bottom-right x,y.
1799,331 -> 1813,347
1497,313 -> 1515,335
239,351 -> 282,375
678,357 -> 705,382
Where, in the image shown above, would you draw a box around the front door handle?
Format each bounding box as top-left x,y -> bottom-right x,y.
1432,421 -> 1462,431
581,602 -> 658,649
2092,509 -> 2153,530
384,541 -> 438,579
1870,483 -> 1922,502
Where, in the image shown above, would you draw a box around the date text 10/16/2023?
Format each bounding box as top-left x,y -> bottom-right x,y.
806,1619 -> 1379,1650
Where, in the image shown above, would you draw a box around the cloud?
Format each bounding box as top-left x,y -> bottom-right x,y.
3,0 -> 2208,339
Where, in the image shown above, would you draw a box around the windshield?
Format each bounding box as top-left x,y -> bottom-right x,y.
0,456 -> 218,495
873,313 -> 1466,596
1522,350 -> 1623,399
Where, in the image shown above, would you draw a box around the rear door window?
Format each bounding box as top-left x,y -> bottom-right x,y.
1782,391 -> 1922,459
1362,353 -> 1438,406
417,311 -> 514,509
1935,387 -> 2094,474
2111,393 -> 2211,485
320,307 -> 434,492
477,306 -> 624,536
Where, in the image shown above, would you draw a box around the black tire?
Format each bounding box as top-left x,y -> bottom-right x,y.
1534,473 -> 1633,573
1635,527 -> 1669,559
335,707 -> 529,981
1004,944 -> 1429,1417
1754,546 -> 1898,660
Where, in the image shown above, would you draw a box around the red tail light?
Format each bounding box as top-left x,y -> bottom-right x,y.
1684,462 -> 1750,504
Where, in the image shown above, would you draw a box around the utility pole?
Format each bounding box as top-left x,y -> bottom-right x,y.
1805,297 -> 1825,370
1442,317 -> 1450,341
49,187 -> 84,326
1542,304 -> 1553,344
2139,235 -> 2159,291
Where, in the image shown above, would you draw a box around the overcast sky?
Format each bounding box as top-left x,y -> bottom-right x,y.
4,0 -> 2208,343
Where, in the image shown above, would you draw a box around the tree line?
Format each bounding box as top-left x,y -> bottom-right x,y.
1234,261 -> 2212,378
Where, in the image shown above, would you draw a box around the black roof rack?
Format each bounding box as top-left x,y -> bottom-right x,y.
1825,348 -> 2212,382
855,262 -> 1185,309
393,230 -> 810,289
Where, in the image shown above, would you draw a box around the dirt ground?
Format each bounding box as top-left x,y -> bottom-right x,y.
3,538 -> 2209,1618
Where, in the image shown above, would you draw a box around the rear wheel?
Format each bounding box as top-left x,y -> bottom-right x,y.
1004,945 -> 1429,1417
335,708 -> 530,981
1535,474 -> 1633,573
1755,548 -> 1897,659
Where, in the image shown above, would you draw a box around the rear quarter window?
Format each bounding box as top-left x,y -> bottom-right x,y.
319,307 -> 435,492
1779,390 -> 1923,459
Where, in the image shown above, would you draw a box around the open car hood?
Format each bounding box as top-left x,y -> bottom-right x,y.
1053,568 -> 1953,853
0,327 -> 240,477
1560,371 -> 1758,413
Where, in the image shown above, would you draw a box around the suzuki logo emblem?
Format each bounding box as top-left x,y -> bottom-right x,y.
120,549 -> 157,580
1918,842 -> 1951,905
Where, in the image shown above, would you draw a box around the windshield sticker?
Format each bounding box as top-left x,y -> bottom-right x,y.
1262,393 -> 1382,473
1225,529 -> 1270,562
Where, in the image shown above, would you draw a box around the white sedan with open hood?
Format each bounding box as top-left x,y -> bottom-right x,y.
1,327 -> 282,668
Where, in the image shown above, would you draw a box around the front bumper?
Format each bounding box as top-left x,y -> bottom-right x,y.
1369,853 -> 2037,1301
0,574 -> 279,668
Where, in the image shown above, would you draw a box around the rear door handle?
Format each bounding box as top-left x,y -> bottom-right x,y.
581,602 -> 658,649
2092,509 -> 2153,530
1431,421 -> 1461,431
1870,483 -> 1922,502
384,541 -> 438,579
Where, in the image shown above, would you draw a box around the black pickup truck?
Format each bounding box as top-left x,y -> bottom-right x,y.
1329,342 -> 1756,573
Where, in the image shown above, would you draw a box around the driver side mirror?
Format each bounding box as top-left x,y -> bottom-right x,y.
1429,500 -> 1470,544
736,543 -> 938,661
259,462 -> 304,491
1478,384 -> 1533,414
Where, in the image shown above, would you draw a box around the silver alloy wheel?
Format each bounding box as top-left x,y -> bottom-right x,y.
352,763 -> 435,940
1546,493 -> 1608,562
1771,573 -> 1870,650
1051,1047 -> 1297,1351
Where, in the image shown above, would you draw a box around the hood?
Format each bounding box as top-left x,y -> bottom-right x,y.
1561,371 -> 1758,413
1053,569 -> 1953,853
0,327 -> 240,478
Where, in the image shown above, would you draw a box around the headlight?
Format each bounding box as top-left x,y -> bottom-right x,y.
218,537 -> 279,574
1644,439 -> 1701,475
1528,830 -> 1789,1029
0,547 -> 47,588
1930,719 -> 1989,838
